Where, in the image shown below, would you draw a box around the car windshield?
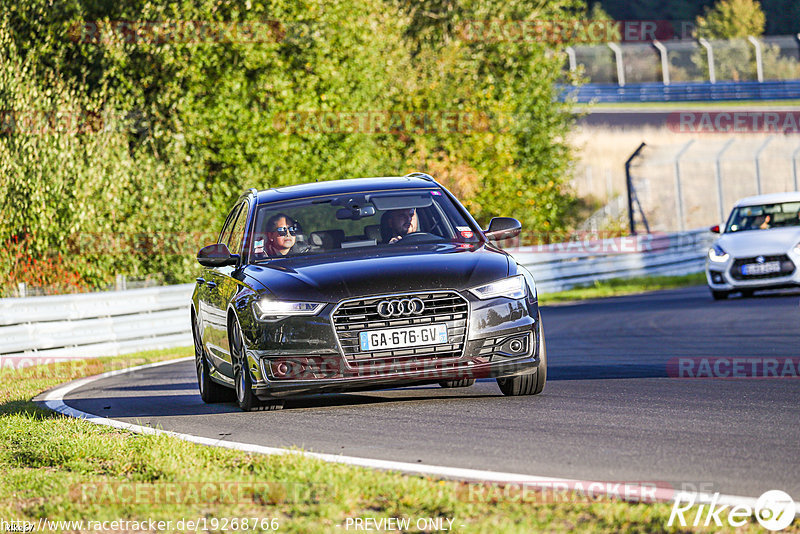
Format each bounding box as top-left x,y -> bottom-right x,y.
249,188 -> 481,259
725,201 -> 800,233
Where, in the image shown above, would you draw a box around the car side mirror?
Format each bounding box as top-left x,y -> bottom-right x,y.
197,243 -> 239,267
710,225 -> 720,234
484,217 -> 522,241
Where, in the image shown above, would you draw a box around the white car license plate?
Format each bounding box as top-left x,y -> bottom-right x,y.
359,324 -> 448,352
742,261 -> 780,275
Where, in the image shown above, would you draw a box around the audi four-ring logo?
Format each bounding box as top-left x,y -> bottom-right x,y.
377,298 -> 425,317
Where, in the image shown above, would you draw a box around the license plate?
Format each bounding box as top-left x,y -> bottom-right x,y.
359,324 -> 448,352
742,261 -> 780,275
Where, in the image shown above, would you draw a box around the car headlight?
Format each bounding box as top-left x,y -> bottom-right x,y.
469,275 -> 527,300
253,299 -> 325,321
708,245 -> 729,263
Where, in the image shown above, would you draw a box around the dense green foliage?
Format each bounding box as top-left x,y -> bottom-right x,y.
0,0 -> 588,295
696,0 -> 766,39
597,0 -> 799,36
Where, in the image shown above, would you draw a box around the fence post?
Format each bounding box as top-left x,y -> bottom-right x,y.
754,136 -> 773,195
565,46 -> 576,73
715,138 -> 736,224
793,143 -> 800,192
747,36 -> 764,82
607,42 -> 625,87
699,38 -> 716,83
17,282 -> 26,298
625,142 -> 646,235
674,140 -> 695,232
652,40 -> 670,85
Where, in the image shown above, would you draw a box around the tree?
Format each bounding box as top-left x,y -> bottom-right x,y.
695,0 -> 766,39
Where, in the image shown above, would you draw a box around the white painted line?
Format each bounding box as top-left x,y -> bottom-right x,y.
37,358 -> 799,514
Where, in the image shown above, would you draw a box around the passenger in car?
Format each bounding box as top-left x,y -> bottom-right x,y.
380,208 -> 419,244
263,213 -> 300,257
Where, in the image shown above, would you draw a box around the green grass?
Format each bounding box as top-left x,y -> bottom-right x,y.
538,272 -> 707,304
0,347 -> 783,532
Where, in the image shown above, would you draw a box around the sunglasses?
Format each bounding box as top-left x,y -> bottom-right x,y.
272,225 -> 298,236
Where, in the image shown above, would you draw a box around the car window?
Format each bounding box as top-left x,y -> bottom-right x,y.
250,189 -> 480,259
218,203 -> 243,247
725,201 -> 800,232
227,201 -> 250,256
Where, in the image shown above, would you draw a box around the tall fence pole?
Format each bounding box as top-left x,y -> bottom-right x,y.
674,140 -> 695,232
747,36 -> 764,82
699,38 -> 716,83
608,43 -> 625,87
652,40 -> 670,85
715,138 -> 736,224
625,142 -> 646,235
793,143 -> 800,192
754,136 -> 773,195
565,46 -> 577,73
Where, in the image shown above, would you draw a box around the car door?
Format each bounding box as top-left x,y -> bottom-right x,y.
206,199 -> 251,377
200,202 -> 243,371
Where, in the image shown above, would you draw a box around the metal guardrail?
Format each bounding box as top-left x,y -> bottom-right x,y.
560,80 -> 800,103
0,230 -> 714,358
509,229 -> 714,293
0,284 -> 193,359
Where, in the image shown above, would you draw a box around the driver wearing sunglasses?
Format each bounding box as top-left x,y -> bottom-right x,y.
264,213 -> 299,257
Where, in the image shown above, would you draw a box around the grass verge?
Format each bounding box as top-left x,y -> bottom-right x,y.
538,272 -> 707,304
0,346 -> 777,533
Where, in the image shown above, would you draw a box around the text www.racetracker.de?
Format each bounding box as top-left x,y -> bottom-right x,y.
0,517 -> 281,532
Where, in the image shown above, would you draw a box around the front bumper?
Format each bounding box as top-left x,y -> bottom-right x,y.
706,249 -> 800,291
241,292 -> 541,399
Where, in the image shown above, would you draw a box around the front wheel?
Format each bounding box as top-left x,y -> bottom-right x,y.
497,322 -> 547,396
230,319 -> 270,411
711,289 -> 729,300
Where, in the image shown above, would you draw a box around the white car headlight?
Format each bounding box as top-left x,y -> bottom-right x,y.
708,245 -> 729,263
469,275 -> 527,300
253,299 -> 325,321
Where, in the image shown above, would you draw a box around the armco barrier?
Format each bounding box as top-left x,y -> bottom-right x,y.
559,80 -> 800,103
0,284 -> 193,359
507,229 -> 714,293
0,230 -> 714,358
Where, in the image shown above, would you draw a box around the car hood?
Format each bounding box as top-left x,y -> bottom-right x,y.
242,243 -> 510,302
716,227 -> 800,257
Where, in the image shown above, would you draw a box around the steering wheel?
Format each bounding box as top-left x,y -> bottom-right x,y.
390,232 -> 435,244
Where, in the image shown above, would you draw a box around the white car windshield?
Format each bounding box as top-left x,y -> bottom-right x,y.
249,189 -> 481,259
725,201 -> 800,233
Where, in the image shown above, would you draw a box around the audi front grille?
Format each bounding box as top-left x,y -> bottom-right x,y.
332,291 -> 469,362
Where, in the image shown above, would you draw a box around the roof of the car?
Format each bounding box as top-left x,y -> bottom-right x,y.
253,176 -> 439,204
734,191 -> 800,207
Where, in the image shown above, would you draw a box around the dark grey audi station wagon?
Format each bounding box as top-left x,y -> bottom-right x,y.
191,173 -> 546,410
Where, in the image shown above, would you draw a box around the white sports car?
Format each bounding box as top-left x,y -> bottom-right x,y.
706,192 -> 800,300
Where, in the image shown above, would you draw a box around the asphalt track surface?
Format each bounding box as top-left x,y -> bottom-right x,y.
63,285 -> 800,499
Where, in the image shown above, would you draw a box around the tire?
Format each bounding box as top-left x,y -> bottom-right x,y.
438,379 -> 476,388
230,318 -> 284,411
711,289 -> 729,300
193,312 -> 230,404
497,322 -> 547,396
